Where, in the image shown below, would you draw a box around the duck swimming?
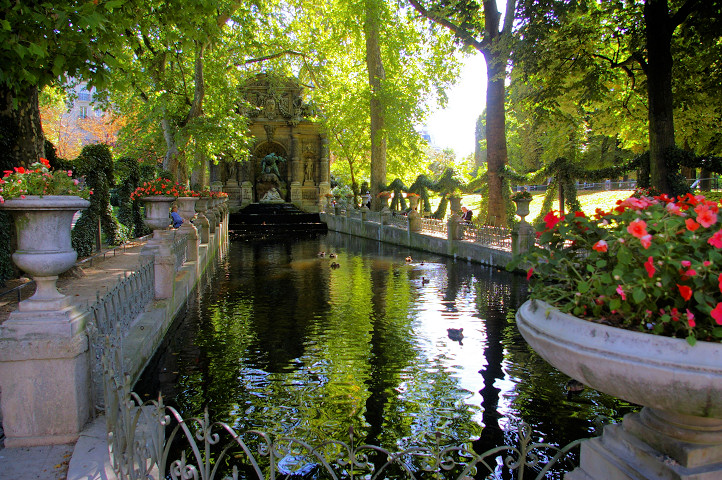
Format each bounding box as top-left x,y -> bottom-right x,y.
447,327 -> 464,344
329,253 -> 337,258
317,252 -> 326,257
405,256 -> 412,262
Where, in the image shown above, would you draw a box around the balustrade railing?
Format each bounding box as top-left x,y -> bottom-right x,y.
421,217 -> 447,237
461,224 -> 513,251
366,211 -> 383,224
349,209 -> 363,221
86,259 -> 155,410
387,214 -> 408,230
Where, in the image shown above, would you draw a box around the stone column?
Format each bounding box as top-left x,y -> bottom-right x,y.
290,133 -> 302,206
241,181 -> 254,207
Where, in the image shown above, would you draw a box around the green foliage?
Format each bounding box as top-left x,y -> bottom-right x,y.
71,144 -> 129,256
0,212 -> 14,285
116,156 -> 151,238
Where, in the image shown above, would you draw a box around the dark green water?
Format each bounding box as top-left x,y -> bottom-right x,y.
135,231 -> 636,472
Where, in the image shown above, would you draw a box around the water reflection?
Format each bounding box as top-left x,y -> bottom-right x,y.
135,231 -> 636,459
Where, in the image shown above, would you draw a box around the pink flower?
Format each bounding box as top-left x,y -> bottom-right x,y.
616,285 -> 626,301
686,309 -> 696,328
640,234 -> 652,249
708,230 -> 722,249
695,205 -> 718,228
704,261 -> 711,267
592,240 -> 608,252
677,284 -> 692,301
644,256 -> 655,278
681,260 -> 691,268
712,303 -> 722,325
666,202 -> 684,216
627,219 -> 647,238
719,272 -> 722,294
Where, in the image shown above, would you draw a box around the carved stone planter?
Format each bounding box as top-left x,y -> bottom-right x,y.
141,195 -> 176,233
516,300 -> 722,479
513,198 -> 531,219
0,195 -> 90,311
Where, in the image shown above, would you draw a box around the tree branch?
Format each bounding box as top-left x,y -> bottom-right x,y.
407,0 -> 485,52
670,0 -> 701,32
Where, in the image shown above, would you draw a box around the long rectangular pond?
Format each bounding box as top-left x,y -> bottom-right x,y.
134,231 -> 637,477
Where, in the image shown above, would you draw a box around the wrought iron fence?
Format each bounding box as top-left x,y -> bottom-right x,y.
461,224 -> 513,251
101,344 -> 588,480
421,217 -> 447,237
86,259 -> 155,411
172,233 -> 188,272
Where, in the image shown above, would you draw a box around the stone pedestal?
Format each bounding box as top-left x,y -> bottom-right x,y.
291,182 -> 302,207
0,308 -> 91,447
224,181 -> 241,209
241,181 -> 254,208
408,210 -> 422,232
512,221 -> 535,255
141,234 -> 175,300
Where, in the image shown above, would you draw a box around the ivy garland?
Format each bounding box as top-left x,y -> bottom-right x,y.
116,156 -> 151,238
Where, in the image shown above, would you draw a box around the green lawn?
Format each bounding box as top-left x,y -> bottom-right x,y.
460,190 -> 635,222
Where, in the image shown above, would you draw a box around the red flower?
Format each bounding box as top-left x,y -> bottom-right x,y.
686,309 -> 696,328
526,267 -> 533,280
677,284 -> 692,301
592,239 -> 608,252
39,158 -> 50,167
719,272 -> 722,294
627,219 -> 647,238
574,211 -> 586,218
712,303 -> 722,325
685,218 -> 700,232
543,210 -> 563,230
14,166 -> 25,174
644,256 -> 655,278
640,234 -> 652,249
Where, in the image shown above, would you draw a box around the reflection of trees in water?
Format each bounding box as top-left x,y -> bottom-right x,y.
133,233 -> 634,479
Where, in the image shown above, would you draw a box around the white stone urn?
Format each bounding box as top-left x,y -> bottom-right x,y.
516,300 -> 722,479
175,196 -> 197,224
0,195 -> 90,311
141,195 -> 176,234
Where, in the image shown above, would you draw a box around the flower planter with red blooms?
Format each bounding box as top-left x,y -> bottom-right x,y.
0,159 -> 91,311
513,191 -> 722,346
131,178 -> 186,235
511,190 -> 722,478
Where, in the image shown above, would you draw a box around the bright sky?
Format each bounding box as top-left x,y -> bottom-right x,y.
426,55 -> 488,160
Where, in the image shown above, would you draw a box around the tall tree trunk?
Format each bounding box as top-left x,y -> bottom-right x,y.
0,85 -> 44,169
365,0 -> 387,210
482,0 -> 509,226
644,0 -> 677,194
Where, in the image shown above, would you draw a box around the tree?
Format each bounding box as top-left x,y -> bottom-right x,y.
409,0 -> 517,226
287,0 -> 459,203
0,0 -> 143,168
514,0 -> 722,194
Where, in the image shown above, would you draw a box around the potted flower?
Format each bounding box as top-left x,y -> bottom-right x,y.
131,177 -> 185,233
0,159 -> 91,310
511,190 -> 533,219
512,192 -> 722,477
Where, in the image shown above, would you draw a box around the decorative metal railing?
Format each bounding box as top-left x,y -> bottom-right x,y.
461,224 -> 513,251
421,217 -> 448,237
387,214 -> 408,230
86,259 -> 155,410
172,233 -> 188,272
101,344 -> 592,480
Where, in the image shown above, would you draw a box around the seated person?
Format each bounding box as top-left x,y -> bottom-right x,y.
461,206 -> 473,223
171,205 -> 184,228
